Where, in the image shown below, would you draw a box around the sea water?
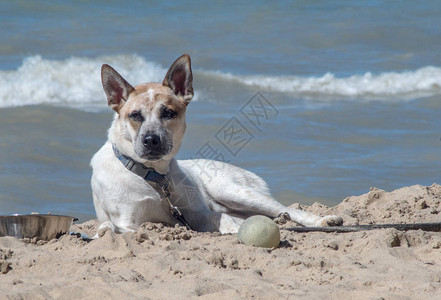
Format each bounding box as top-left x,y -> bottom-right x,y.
0,1 -> 440,222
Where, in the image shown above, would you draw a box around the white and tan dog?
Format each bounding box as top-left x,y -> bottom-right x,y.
91,54 -> 343,235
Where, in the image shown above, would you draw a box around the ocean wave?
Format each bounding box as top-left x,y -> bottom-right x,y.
0,54 -> 166,109
0,55 -> 440,109
201,67 -> 441,100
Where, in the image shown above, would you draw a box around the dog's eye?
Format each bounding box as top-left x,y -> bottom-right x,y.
160,107 -> 177,120
129,110 -> 144,122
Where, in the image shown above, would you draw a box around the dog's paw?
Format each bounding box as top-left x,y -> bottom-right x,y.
93,221 -> 116,238
274,212 -> 291,225
97,226 -> 112,238
218,214 -> 241,234
316,215 -> 343,227
92,227 -> 110,239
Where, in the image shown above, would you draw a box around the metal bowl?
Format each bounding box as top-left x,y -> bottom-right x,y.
0,214 -> 77,241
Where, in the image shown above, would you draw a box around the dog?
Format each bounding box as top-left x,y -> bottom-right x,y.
90,54 -> 343,236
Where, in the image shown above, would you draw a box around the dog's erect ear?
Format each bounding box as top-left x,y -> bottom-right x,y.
101,64 -> 135,113
162,54 -> 193,105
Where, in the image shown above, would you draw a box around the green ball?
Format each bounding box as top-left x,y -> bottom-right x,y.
238,215 -> 280,248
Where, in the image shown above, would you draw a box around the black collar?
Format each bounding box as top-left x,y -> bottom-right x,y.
112,145 -> 170,190
112,145 -> 193,230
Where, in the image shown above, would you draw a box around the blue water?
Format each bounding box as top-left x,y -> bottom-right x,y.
0,1 -> 440,222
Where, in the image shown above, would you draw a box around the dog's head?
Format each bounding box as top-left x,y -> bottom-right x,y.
101,54 -> 193,162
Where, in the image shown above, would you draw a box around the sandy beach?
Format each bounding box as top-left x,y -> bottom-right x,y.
1,183 -> 441,299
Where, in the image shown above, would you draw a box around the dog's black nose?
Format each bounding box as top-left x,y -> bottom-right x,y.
143,134 -> 161,148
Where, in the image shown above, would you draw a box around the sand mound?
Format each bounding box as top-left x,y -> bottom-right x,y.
1,184 -> 441,299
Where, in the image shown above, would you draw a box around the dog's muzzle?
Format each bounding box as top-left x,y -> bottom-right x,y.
138,132 -> 172,160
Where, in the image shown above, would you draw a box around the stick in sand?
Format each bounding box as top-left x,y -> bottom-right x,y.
286,222 -> 441,233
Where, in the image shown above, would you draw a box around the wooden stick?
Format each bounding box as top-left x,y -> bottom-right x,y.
285,222 -> 441,233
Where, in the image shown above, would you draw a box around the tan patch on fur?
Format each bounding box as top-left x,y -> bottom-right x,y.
120,82 -> 187,131
128,114 -> 142,131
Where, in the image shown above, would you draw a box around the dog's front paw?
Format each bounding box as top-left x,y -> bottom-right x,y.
218,214 -> 241,234
316,215 -> 343,227
93,221 -> 116,239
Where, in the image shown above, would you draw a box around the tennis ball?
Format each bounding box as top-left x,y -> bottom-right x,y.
238,215 -> 280,248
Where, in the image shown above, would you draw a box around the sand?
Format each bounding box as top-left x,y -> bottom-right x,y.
1,184 -> 441,299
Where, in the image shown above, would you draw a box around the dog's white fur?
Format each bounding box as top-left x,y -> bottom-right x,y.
91,54 -> 343,236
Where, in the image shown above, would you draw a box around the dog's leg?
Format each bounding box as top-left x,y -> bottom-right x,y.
206,180 -> 342,227
220,191 -> 342,227
183,159 -> 343,227
285,206 -> 343,227
92,219 -> 141,238
92,221 -> 116,239
218,213 -> 242,234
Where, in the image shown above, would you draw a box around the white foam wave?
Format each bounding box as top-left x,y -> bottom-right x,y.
0,54 -> 166,109
201,67 -> 441,100
1,55 -> 440,110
